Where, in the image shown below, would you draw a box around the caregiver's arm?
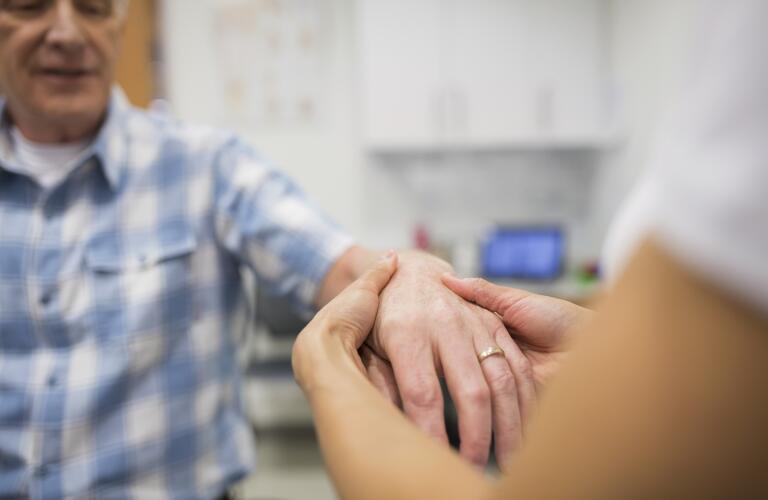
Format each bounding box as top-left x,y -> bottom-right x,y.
294,241 -> 768,500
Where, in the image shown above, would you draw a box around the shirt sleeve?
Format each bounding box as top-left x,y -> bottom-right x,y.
212,136 -> 355,312
648,0 -> 768,316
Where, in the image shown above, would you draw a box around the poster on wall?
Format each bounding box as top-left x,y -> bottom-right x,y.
211,0 -> 332,129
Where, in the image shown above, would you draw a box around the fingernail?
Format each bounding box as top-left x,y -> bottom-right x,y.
380,249 -> 396,261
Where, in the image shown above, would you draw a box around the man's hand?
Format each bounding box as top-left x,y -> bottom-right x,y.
442,274 -> 594,390
364,252 -> 537,470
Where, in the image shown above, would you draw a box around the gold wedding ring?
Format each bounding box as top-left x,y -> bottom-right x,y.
477,346 -> 505,363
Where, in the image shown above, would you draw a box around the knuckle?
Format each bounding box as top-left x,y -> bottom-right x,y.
472,279 -> 493,299
513,357 -> 534,383
402,384 -> 442,410
463,277 -> 483,290
326,315 -> 360,335
461,385 -> 491,407
486,368 -> 517,394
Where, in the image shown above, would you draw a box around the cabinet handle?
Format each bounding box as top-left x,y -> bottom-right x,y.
536,85 -> 555,134
454,88 -> 468,136
433,89 -> 449,140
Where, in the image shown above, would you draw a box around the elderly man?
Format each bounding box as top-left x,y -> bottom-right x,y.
0,1 -> 534,498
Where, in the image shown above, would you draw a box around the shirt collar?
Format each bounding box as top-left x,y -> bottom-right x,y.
0,86 -> 131,191
90,87 -> 131,190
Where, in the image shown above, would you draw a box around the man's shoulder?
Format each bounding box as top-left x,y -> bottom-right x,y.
121,105 -> 237,159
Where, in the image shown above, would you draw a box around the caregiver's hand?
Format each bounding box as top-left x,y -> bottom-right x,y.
443,275 -> 594,390
292,252 -> 399,394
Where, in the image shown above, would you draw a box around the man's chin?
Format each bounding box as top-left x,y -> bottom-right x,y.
34,98 -> 109,136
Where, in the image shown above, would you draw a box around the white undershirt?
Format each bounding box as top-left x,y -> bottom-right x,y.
603,0 -> 768,316
11,127 -> 90,190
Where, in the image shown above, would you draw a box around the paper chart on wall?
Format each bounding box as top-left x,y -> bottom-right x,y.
211,0 -> 331,129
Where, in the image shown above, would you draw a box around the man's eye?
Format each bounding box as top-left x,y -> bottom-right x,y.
1,0 -> 50,15
74,0 -> 112,17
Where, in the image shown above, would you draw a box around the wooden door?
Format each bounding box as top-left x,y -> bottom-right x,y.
115,0 -> 156,108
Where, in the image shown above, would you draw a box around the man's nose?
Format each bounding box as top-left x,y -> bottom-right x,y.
45,0 -> 87,51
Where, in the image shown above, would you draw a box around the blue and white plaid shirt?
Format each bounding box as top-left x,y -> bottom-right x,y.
0,89 -> 354,499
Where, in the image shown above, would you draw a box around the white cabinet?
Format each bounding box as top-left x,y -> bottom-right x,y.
358,0 -> 610,150
358,0 -> 445,148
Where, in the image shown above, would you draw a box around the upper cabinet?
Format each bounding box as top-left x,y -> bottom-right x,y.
358,0 -> 612,150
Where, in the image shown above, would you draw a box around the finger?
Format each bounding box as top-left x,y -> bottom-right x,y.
475,308 -> 537,427
318,252 -> 399,346
360,345 -> 402,408
472,311 -> 524,469
437,318 -> 493,468
353,250 -> 399,296
494,329 -> 536,426
387,339 -> 450,447
442,274 -> 529,316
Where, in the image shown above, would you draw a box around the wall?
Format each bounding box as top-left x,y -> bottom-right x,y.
160,0 -> 366,241
591,0 -> 701,245
159,0 -> 702,271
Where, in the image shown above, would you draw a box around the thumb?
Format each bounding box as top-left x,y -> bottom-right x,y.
354,250 -> 399,295
317,251 -> 398,347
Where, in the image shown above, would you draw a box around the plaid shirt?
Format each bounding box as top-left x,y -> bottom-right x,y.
0,90 -> 353,499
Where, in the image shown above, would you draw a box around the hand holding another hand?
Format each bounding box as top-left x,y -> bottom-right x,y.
442,274 -> 594,390
365,252 -> 537,470
292,252 -> 399,394
294,249 -> 592,472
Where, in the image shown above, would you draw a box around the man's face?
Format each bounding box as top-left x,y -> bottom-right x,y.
0,0 -> 124,132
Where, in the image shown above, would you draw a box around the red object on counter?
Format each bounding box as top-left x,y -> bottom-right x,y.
413,224 -> 431,251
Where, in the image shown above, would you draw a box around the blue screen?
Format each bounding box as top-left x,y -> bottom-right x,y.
481,228 -> 563,280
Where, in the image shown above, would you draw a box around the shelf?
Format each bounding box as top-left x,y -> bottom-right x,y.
366,133 -> 622,155
490,278 -> 601,304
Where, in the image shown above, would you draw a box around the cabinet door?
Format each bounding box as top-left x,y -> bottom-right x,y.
449,0 -> 607,146
528,0 -> 606,141
447,0 -> 539,146
358,0 -> 446,149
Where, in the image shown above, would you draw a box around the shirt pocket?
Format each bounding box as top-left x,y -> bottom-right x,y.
84,230 -> 199,343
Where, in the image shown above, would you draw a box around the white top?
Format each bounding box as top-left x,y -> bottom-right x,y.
604,0 -> 768,316
10,127 -> 89,190
601,174 -> 658,283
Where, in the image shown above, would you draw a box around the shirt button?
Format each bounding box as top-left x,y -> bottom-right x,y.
47,374 -> 59,387
36,464 -> 48,477
40,292 -> 54,307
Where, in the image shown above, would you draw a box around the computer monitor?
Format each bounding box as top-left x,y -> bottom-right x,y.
481,226 -> 564,280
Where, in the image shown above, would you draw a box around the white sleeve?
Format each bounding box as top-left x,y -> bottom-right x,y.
648,0 -> 768,315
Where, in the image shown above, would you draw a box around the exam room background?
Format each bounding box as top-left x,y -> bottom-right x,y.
155,0 -> 698,277
105,0 -> 703,496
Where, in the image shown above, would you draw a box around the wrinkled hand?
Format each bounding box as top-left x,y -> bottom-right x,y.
364,252 -> 537,470
442,275 -> 594,390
